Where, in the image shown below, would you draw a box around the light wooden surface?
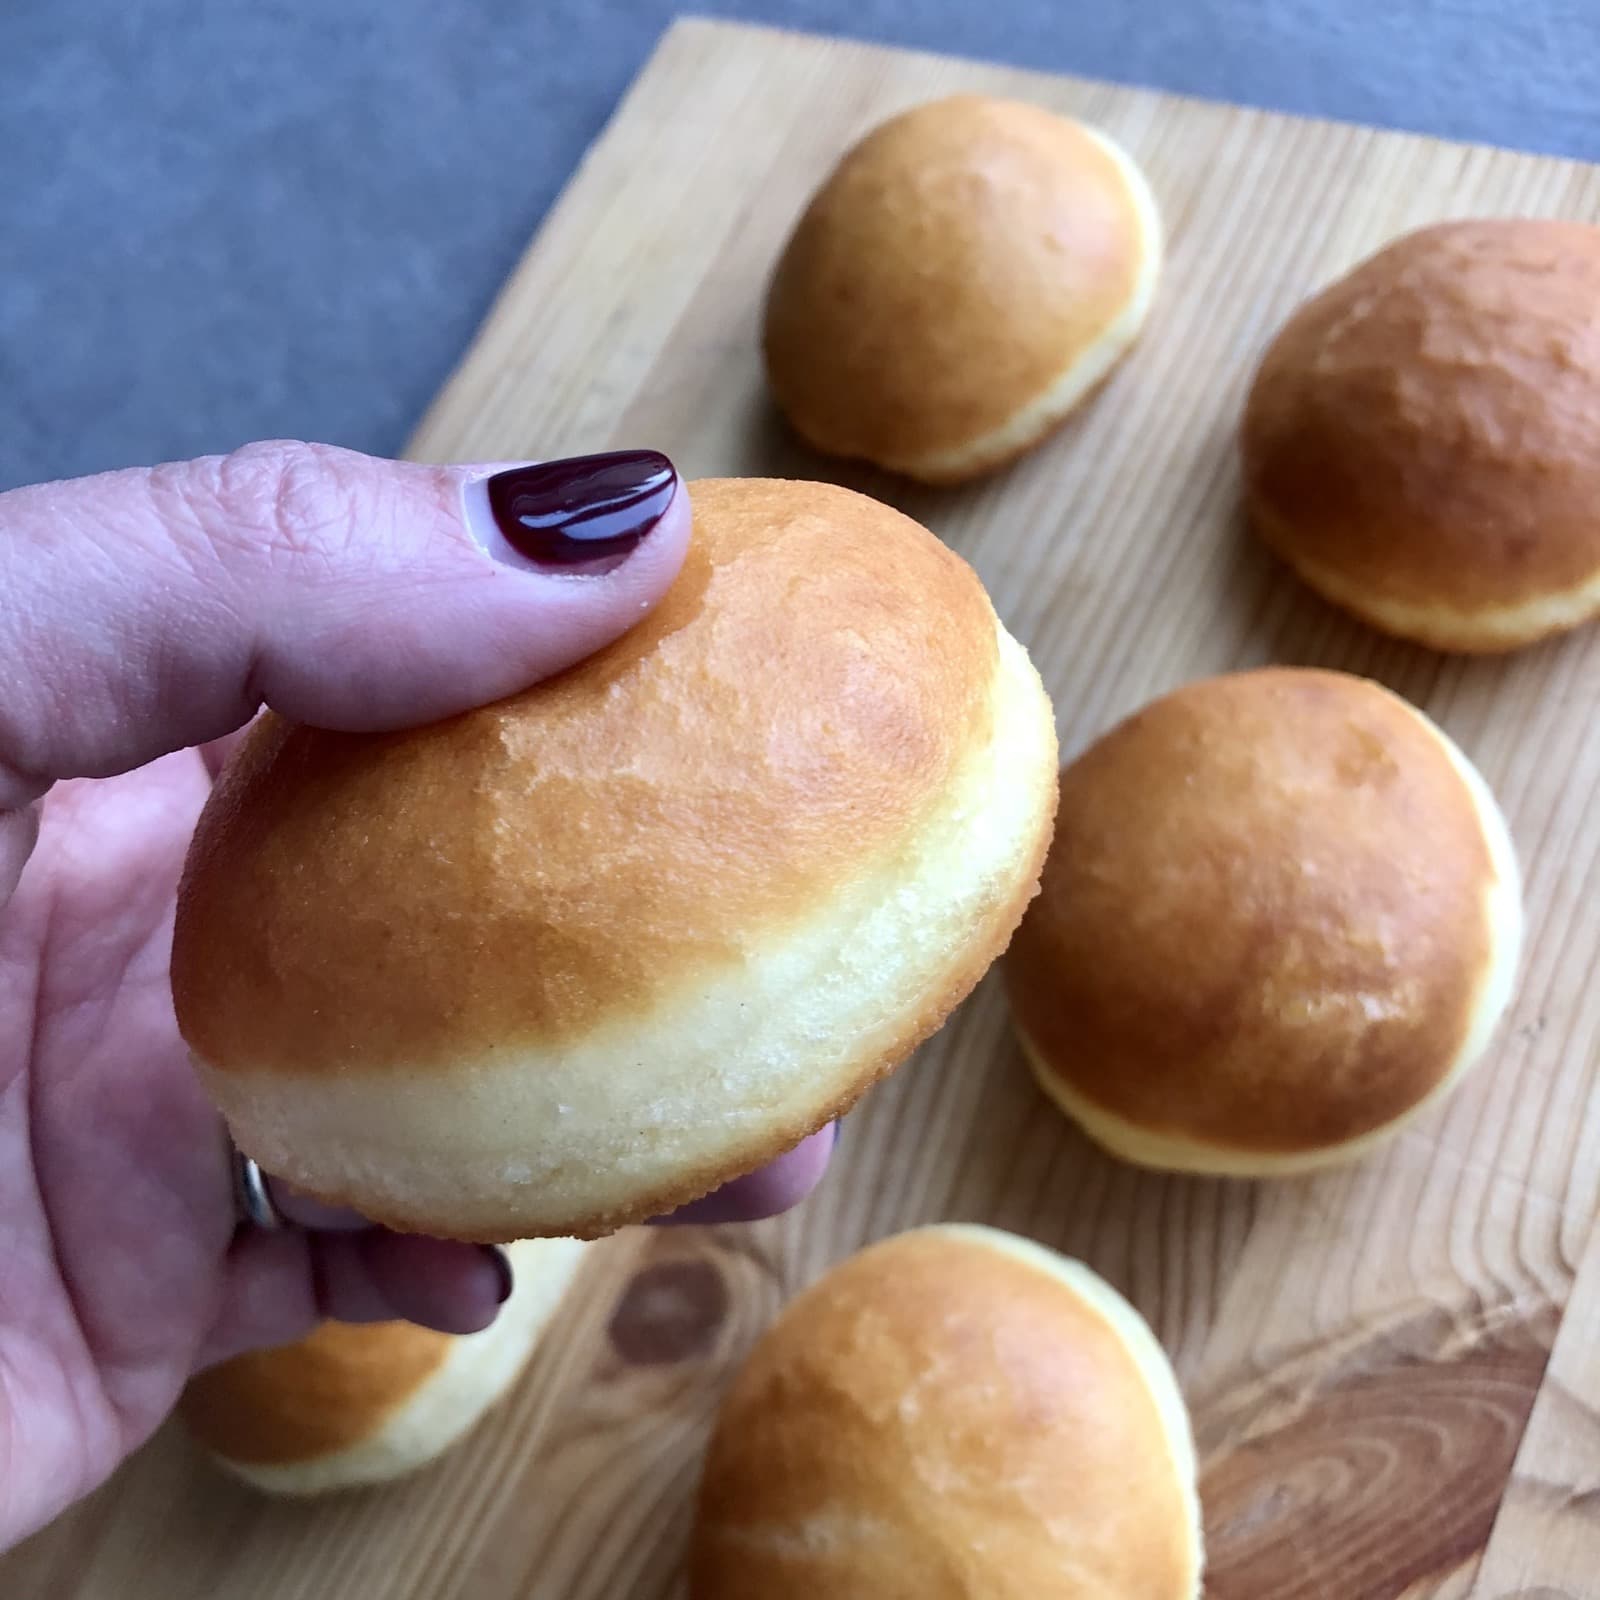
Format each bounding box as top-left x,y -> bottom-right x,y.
11,18 -> 1600,1599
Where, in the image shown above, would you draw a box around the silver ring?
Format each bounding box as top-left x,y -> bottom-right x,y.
232,1147 -> 285,1232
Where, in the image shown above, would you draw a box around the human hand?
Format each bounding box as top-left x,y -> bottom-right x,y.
0,442 -> 835,1546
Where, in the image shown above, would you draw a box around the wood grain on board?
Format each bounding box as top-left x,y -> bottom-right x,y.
9,17 -> 1600,1600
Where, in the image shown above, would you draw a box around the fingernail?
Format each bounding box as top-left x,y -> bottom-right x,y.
472,450 -> 677,574
481,1245 -> 514,1304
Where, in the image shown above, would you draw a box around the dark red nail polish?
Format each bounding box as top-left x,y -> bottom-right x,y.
484,450 -> 676,569
482,1245 -> 514,1304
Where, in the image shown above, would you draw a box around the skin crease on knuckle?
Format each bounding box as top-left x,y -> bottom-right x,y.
188,440 -> 370,573
0,515 -> 131,801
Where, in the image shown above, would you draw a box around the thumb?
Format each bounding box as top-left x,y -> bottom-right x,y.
0,442 -> 688,810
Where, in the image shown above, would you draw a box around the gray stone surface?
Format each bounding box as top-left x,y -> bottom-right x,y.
4,0 -> 1598,489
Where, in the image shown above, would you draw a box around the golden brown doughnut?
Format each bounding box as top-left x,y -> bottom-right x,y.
764,95 -> 1161,484
1006,668 -> 1521,1173
1243,219 -> 1600,651
180,1238 -> 589,1494
689,1224 -> 1202,1599
173,478 -> 1058,1238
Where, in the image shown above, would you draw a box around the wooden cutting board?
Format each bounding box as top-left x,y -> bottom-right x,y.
12,18 -> 1600,1600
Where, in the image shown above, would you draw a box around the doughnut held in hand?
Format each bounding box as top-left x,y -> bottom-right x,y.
172,477 -> 1058,1240
1243,219 -> 1600,651
1006,668 -> 1522,1175
688,1224 -> 1202,1599
763,95 -> 1162,484
179,1238 -> 589,1495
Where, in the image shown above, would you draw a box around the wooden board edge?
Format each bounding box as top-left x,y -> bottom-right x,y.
655,14 -> 1598,181
402,19 -> 691,462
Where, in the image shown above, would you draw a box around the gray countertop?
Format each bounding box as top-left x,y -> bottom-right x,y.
4,0 -> 1598,491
